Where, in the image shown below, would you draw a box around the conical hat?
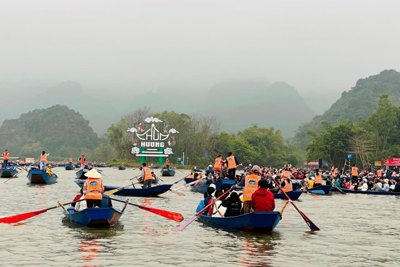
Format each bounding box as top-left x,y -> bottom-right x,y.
84,168 -> 102,178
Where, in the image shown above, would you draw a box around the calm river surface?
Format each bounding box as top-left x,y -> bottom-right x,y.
0,167 -> 398,267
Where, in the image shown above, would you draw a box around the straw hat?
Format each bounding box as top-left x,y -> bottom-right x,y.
84,168 -> 102,178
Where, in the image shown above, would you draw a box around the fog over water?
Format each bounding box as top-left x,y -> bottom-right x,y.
1,0 -> 399,134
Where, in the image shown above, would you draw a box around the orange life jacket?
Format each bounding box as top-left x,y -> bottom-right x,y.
243,173 -> 259,201
214,157 -> 222,171
80,156 -> 86,165
226,155 -> 237,169
2,152 -> 9,160
40,154 -> 47,162
282,171 -> 292,179
143,166 -> 153,181
351,166 -> 358,176
84,178 -> 104,200
314,174 -> 323,185
282,179 -> 293,192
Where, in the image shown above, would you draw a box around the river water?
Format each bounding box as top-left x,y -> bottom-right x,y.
0,167 -> 398,267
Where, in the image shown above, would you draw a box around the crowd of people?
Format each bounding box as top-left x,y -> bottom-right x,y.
194,154 -> 400,218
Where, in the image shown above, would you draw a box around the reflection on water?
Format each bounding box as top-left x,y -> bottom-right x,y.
1,168 -> 400,267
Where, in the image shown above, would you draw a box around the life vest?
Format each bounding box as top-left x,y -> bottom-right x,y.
282,179 -> 293,192
226,155 -> 237,169
46,167 -> 54,176
308,180 -> 314,189
165,159 -> 170,166
84,178 -> 104,200
143,166 -> 153,181
214,157 -> 222,171
314,174 -> 323,185
282,171 -> 292,179
242,174 -> 259,201
351,166 -> 358,176
80,156 -> 86,165
2,152 -> 9,160
40,154 -> 47,162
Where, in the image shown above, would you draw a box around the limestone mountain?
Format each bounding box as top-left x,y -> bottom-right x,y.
294,69 -> 400,149
0,105 -> 100,160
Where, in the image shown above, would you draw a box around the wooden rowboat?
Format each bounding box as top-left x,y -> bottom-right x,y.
63,199 -> 128,227
199,211 -> 281,232
161,167 -> 175,176
0,167 -> 19,178
331,187 -> 400,195
274,190 -> 303,200
104,184 -> 173,197
27,168 -> 58,184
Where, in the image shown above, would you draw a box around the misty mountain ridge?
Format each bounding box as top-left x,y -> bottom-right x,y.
294,69 -> 400,148
2,79 -> 316,137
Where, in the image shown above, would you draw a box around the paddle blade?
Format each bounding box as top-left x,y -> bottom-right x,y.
135,204 -> 184,222
177,215 -> 198,231
0,208 -> 48,224
170,189 -> 185,196
299,210 -> 320,231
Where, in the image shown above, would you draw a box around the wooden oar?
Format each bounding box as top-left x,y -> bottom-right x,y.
0,199 -> 85,224
104,182 -> 141,196
172,176 -> 206,192
108,197 -> 184,222
178,188 -> 232,231
333,186 -> 346,194
272,177 -> 320,231
167,176 -> 190,196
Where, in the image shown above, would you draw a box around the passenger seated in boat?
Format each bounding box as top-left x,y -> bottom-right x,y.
195,184 -> 216,215
83,169 -> 104,208
221,191 -> 242,217
370,179 -> 383,191
251,179 -> 275,212
313,169 -> 323,187
392,180 -> 400,192
382,178 -> 390,192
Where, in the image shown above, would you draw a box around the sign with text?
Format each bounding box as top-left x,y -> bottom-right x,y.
128,117 -> 179,158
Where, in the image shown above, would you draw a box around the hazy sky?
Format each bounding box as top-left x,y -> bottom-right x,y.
1,0 -> 400,114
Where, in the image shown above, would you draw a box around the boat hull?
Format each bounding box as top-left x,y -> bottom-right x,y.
331,187 -> 400,195
104,184 -> 173,197
274,190 -> 303,200
199,211 -> 281,232
64,207 -> 123,227
308,185 -> 332,195
161,167 -> 175,176
27,169 -> 58,184
0,167 -> 18,178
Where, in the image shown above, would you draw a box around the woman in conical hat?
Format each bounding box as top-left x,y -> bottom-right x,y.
83,168 -> 104,208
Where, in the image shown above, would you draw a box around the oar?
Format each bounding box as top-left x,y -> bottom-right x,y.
333,186 -> 346,194
178,188 -> 232,231
108,197 -> 184,222
0,199 -> 85,224
172,176 -> 206,192
104,182 -> 141,196
272,177 -> 320,231
168,176 -> 190,196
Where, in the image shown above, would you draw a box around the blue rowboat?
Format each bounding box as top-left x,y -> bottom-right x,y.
331,187 -> 400,195
75,169 -> 88,179
63,199 -> 128,227
104,184 -> 173,197
308,189 -> 325,195
161,167 -> 175,176
308,185 -> 332,195
0,167 -> 19,178
199,211 -> 281,232
27,168 -> 58,184
274,190 -> 303,200
65,163 -> 75,170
